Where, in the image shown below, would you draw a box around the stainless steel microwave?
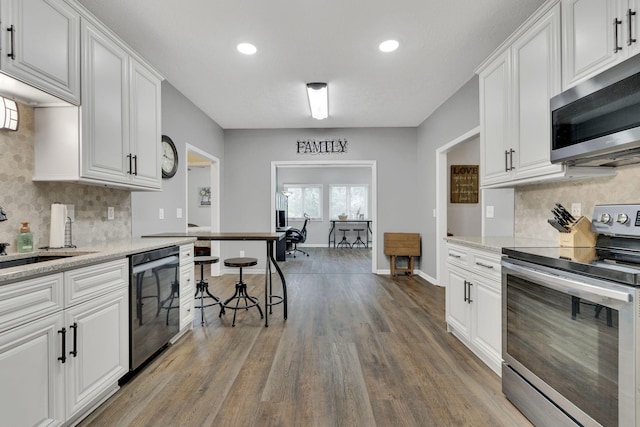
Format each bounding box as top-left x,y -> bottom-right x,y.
550,54 -> 640,167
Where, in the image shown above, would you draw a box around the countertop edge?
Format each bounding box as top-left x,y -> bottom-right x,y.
0,237 -> 196,285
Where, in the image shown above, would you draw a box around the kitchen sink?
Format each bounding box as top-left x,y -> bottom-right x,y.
0,255 -> 75,269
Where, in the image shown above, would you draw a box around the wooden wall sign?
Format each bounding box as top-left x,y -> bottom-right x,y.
297,138 -> 348,155
450,165 -> 479,203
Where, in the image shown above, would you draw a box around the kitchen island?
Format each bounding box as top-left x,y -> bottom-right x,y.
143,231 -> 287,327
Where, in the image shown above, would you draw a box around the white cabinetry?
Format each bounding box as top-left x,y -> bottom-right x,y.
32,1 -> 162,191
478,2 -> 614,188
0,259 -> 129,426
179,244 -> 195,332
0,0 -> 80,104
479,3 -> 564,187
445,243 -> 502,375
562,0 -> 640,89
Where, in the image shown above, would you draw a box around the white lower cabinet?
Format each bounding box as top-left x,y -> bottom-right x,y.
64,286 -> 128,423
0,259 -> 129,426
179,244 -> 195,332
0,312 -> 65,427
446,243 -> 502,376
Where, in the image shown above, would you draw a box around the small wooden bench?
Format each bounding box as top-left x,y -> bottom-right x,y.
384,232 -> 421,276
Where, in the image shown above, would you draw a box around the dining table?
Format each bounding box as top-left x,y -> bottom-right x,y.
143,231 -> 287,327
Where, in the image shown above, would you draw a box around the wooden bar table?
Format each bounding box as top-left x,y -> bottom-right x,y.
143,231 -> 287,327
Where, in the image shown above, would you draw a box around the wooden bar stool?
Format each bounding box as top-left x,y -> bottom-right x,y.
222,257 -> 263,327
194,256 -> 223,326
337,229 -> 351,248
352,228 -> 366,248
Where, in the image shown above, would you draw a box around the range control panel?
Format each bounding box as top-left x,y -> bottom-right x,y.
591,204 -> 640,237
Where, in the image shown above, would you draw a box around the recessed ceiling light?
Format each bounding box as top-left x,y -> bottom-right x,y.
237,43 -> 257,55
379,39 -> 399,53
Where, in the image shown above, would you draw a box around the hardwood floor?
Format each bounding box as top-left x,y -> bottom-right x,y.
80,247 -> 531,427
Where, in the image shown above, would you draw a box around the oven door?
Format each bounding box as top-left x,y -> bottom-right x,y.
502,258 -> 637,427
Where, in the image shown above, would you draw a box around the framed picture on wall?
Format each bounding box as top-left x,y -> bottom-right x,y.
199,187 -> 211,206
450,165 -> 478,203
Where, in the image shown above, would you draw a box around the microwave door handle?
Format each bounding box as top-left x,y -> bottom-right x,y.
504,262 -> 633,305
628,9 -> 637,46
614,18 -> 623,53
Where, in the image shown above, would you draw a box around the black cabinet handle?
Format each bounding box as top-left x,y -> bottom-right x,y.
133,155 -> 138,175
127,153 -> 132,174
628,9 -> 637,46
504,150 -> 509,172
508,149 -> 515,171
7,25 -> 15,59
448,253 -> 461,259
475,261 -> 494,269
467,282 -> 473,304
69,323 -> 78,357
58,328 -> 67,363
463,280 -> 468,302
614,18 -> 622,52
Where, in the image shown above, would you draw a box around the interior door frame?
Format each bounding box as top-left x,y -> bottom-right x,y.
185,143 -> 221,275
435,126 -> 480,286
271,160 -> 377,273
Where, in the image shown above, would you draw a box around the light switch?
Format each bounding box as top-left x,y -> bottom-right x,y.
176,208 -> 182,218
159,208 -> 164,220
486,205 -> 495,218
107,207 -> 114,220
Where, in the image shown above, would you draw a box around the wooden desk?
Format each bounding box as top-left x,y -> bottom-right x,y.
143,231 -> 287,326
328,220 -> 372,247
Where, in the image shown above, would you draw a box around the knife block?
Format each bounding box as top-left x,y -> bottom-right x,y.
559,216 -> 597,247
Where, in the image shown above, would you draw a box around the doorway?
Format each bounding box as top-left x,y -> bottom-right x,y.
186,144 -> 221,276
271,160 -> 377,273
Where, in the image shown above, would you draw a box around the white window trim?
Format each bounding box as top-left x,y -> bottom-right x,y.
283,183 -> 323,221
329,184 -> 369,219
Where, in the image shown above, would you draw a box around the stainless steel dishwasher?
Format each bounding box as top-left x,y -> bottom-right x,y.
129,245 -> 180,372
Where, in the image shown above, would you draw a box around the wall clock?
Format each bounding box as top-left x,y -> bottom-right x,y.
161,135 -> 178,179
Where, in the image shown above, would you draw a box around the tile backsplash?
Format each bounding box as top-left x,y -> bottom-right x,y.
0,102 -> 131,251
515,164 -> 640,241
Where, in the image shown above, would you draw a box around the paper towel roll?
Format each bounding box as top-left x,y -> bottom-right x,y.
49,203 -> 67,248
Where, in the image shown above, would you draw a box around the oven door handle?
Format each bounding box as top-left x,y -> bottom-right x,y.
504,261 -> 633,304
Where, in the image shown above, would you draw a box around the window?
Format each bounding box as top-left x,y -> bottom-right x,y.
283,184 -> 322,220
329,185 -> 368,219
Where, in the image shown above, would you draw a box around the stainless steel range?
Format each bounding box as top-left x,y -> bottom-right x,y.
502,204 -> 640,427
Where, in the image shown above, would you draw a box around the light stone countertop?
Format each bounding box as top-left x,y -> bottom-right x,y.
444,235 -> 558,254
0,237 -> 196,285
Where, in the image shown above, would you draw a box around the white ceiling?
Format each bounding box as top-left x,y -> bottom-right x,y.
77,0 -> 546,129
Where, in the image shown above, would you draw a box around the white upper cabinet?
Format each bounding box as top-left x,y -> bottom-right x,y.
479,3 -> 564,187
562,0 -> 640,89
32,1 -> 163,190
0,0 -> 80,104
81,18 -> 130,183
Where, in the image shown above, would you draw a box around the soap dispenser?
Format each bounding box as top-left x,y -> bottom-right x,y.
17,222 -> 33,253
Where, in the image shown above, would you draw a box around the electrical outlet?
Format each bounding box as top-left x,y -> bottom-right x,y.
486,205 -> 495,218
571,203 -> 582,217
159,208 -> 164,220
176,208 -> 182,218
240,250 -> 245,257
107,206 -> 114,220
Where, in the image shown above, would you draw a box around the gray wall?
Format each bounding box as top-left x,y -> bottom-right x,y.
131,81 -> 224,237
277,166 -> 372,246
447,136 -> 481,236
223,128 -> 418,269
416,76 -> 480,280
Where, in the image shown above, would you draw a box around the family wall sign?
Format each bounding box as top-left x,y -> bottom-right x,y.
296,138 -> 348,155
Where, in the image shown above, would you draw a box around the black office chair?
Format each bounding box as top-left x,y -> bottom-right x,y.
287,214 -> 310,258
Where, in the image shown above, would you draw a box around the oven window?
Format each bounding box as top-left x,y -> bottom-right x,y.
506,275 -> 619,427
